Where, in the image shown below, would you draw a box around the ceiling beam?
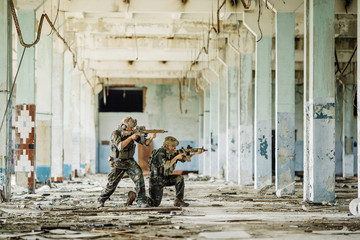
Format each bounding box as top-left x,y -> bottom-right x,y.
86,60 -> 205,71
60,0 -> 255,14
95,69 -> 200,79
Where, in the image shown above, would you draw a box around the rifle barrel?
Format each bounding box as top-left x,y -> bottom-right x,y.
142,130 -> 168,133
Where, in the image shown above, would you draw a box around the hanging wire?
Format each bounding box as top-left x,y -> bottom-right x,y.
48,0 -> 61,35
256,0 -> 263,42
0,48 -> 27,133
9,0 -> 77,67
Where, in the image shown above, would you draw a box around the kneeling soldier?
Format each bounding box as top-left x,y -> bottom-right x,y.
148,136 -> 204,207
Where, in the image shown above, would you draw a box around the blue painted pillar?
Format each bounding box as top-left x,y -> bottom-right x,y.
254,36 -> 272,189
210,82 -> 219,177
239,53 -> 253,185
305,0 -> 335,203
342,80 -> 355,178
63,51 -> 73,179
218,56 -> 228,179
0,0 -> 12,199
275,13 -> 295,194
203,90 -> 211,176
14,10 -> 36,193
35,33 -> 52,183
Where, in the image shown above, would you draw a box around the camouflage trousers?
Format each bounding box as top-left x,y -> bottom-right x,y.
99,158 -> 147,204
148,174 -> 185,207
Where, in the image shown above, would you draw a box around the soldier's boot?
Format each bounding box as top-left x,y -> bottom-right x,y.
174,198 -> 189,207
125,191 -> 136,206
97,198 -> 105,208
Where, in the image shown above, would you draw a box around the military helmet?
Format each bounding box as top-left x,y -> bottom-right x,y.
119,117 -> 137,130
163,136 -> 179,147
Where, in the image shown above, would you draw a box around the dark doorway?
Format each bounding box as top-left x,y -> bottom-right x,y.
98,87 -> 143,112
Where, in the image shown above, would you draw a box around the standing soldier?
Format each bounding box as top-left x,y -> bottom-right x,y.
97,117 -> 156,208
148,136 -> 204,207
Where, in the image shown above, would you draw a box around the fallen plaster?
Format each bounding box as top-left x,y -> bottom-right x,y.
0,174 -> 359,239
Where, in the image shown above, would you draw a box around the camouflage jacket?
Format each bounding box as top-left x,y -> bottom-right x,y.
110,130 -> 149,161
150,147 -> 177,178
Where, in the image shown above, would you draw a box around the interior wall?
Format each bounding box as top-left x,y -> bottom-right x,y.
97,84 -> 201,173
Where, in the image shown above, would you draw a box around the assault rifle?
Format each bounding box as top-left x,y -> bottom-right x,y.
123,126 -> 167,142
176,145 -> 208,162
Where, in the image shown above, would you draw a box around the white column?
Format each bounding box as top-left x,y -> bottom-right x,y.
210,81 -> 219,178
203,89 -> 211,176
72,71 -> 81,177
275,12 -> 296,194
36,33 -> 52,183
63,51 -> 73,179
218,54 -> 228,179
244,4 -> 274,189
238,27 -> 254,186
0,0 -> 12,199
226,44 -> 240,183
51,11 -> 65,182
79,77 -> 86,176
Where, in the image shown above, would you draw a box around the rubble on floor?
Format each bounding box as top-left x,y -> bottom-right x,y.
0,174 -> 359,239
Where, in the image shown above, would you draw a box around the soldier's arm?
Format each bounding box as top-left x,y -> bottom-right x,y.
145,133 -> 156,146
189,149 -> 205,158
166,153 -> 184,169
119,133 -> 139,149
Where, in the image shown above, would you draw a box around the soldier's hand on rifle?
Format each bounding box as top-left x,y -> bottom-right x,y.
150,133 -> 157,140
197,149 -> 205,154
131,133 -> 140,140
175,153 -> 185,160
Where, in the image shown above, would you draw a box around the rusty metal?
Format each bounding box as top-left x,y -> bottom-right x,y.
8,0 -> 77,68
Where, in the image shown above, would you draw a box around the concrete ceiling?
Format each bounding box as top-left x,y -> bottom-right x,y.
13,0 -> 358,88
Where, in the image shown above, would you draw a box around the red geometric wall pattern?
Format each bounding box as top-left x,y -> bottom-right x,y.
14,104 -> 35,192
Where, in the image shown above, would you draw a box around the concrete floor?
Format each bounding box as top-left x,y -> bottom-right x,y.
0,174 -> 359,239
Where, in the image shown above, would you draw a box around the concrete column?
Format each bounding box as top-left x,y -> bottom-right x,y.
85,83 -> 96,174
0,0 -> 12,199
63,51 -> 72,179
203,89 -> 211,176
254,36 -> 272,189
226,44 -> 240,183
51,19 -> 65,182
218,55 -> 228,179
14,10 -> 36,193
358,0 -> 360,198
303,0 -> 311,201
35,33 -> 52,183
244,5 -> 274,189
342,82 -> 355,178
238,27 -> 254,186
210,82 -> 219,177
72,71 -> 81,177
80,80 -> 86,176
198,94 -> 204,175
239,53 -> 253,186
275,12 -> 295,194
305,0 -> 335,203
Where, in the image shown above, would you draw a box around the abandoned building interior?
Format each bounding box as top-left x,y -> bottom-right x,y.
1,0 -> 360,239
